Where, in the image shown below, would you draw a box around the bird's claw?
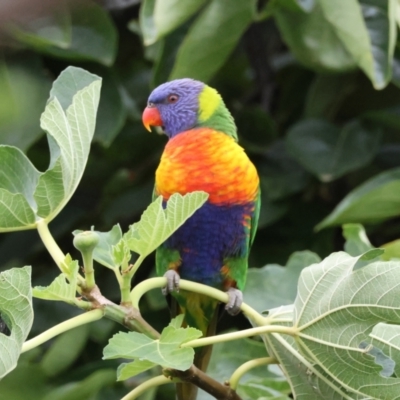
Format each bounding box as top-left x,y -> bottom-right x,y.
225,288 -> 243,315
162,270 -> 180,295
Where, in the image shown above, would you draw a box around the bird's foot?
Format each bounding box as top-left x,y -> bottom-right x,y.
225,288 -> 243,316
162,269 -> 180,295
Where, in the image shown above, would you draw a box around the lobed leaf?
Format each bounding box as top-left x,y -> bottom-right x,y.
89,224 -> 123,269
0,267 -> 33,379
117,360 -> 156,381
370,323 -> 400,377
104,316 -> 202,373
0,67 -> 101,232
33,256 -> 79,303
265,252 -> 400,399
126,192 -> 208,257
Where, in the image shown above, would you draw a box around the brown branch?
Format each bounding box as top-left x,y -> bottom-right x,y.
83,285 -> 240,399
167,365 -> 243,400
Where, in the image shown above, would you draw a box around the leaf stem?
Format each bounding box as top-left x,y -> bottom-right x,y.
229,357 -> 277,390
36,218 -> 85,286
21,309 -> 103,353
121,375 -> 171,400
181,325 -> 295,349
130,277 -> 267,326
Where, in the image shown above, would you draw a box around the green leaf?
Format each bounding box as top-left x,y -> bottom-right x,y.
0,267 -> 33,379
0,364 -> 48,400
11,2 -> 118,66
274,0 -> 397,88
267,252 -> 400,398
153,0 -> 208,40
370,323 -> 400,377
139,0 -> 157,46
381,239 -> 400,261
305,73 -> 357,119
112,239 -> 131,268
237,379 -> 291,400
0,66 -> 101,232
103,317 -> 202,371
318,0 -> 396,89
0,190 -> 36,230
8,6 -> 71,49
244,251 -> 321,313
286,119 -> 381,182
35,67 -> 101,222
198,335 -> 290,400
0,56 -> 52,150
169,0 -> 256,82
125,192 -> 208,257
264,312 -> 351,400
169,314 -> 184,329
273,2 -> 357,72
270,0 -> 315,13
93,69 -> 127,146
41,325 -> 90,377
359,341 -> 395,378
90,224 -> 123,269
33,256 -> 79,303
359,0 -> 397,88
42,369 -> 116,400
117,359 -> 156,381
343,223 -> 374,256
317,167 -> 400,229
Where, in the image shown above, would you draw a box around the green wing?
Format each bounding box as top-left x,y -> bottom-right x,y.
224,185 -> 261,290
250,186 -> 261,246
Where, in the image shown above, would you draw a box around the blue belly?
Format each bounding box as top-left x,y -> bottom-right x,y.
164,201 -> 252,287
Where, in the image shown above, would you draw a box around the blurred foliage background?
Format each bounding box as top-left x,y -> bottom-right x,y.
0,0 -> 400,398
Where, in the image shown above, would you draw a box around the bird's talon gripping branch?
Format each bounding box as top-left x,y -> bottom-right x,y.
225,288 -> 243,316
162,270 -> 180,295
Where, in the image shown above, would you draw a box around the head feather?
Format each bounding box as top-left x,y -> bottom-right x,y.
146,78 -> 237,140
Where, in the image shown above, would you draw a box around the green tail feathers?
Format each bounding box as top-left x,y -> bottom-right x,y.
171,291 -> 220,400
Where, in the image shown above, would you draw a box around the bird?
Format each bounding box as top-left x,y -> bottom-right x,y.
142,78 -> 260,400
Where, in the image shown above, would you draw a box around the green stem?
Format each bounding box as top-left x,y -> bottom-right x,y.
229,357 -> 277,390
82,248 -> 95,290
121,375 -> 171,400
36,219 -> 85,286
130,278 -> 267,326
21,309 -> 103,353
181,325 -> 295,349
36,219 -> 67,272
121,256 -> 145,305
103,303 -> 160,339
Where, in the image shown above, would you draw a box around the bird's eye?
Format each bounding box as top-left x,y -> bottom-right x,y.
148,101 -> 155,108
167,94 -> 179,104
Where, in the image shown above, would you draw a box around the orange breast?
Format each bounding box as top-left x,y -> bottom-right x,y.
155,129 -> 259,205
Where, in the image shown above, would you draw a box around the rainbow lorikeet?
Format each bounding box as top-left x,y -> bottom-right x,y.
142,79 -> 260,399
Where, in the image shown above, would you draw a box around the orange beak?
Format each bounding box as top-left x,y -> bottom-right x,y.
142,106 -> 163,132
